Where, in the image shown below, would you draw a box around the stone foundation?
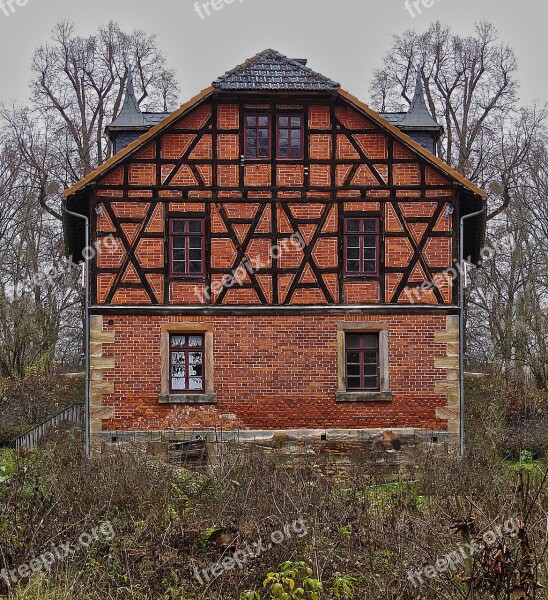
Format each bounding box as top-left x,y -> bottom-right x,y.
91,427 -> 459,477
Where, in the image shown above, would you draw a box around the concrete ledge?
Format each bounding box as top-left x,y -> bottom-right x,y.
159,393 -> 217,405
336,392 -> 393,403
92,428 -> 456,444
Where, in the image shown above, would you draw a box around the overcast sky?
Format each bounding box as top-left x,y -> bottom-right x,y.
0,0 -> 546,109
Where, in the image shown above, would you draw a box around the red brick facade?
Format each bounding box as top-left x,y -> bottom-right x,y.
67,85 -> 482,440
98,314 -> 453,432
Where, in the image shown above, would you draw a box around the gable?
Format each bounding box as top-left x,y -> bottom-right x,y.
65,88 -> 483,201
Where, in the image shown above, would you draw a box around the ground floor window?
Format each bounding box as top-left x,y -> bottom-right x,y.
170,333 -> 205,393
345,332 -> 380,391
160,324 -> 215,404
337,322 -> 392,402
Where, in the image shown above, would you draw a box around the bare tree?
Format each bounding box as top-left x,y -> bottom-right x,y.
0,21 -> 179,375
370,21 -> 518,188
31,20 -> 179,183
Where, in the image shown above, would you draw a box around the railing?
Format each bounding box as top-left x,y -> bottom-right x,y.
12,404 -> 84,450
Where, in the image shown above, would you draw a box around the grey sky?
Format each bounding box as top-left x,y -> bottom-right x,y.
0,0 -> 546,110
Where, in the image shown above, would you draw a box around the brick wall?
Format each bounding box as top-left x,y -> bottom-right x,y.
92,313 -> 457,433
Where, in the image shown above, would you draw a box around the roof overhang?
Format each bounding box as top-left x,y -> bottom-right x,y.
65,86 -> 216,199
64,83 -> 485,264
338,89 -> 485,199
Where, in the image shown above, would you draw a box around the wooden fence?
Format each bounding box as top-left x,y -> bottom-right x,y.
13,404 -> 84,450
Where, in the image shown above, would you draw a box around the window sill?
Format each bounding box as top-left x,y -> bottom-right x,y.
159,394 -> 217,405
336,391 -> 393,403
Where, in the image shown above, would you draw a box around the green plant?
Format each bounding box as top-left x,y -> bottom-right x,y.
0,448 -> 16,478
240,592 -> 261,600
328,573 -> 357,599
241,562 -> 322,600
520,449 -> 534,465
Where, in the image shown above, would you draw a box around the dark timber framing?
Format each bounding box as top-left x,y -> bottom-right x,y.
90,95 -> 461,308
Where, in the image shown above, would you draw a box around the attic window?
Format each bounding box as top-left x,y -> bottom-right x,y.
245,114 -> 270,159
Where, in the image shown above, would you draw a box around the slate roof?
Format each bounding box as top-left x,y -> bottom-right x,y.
108,68 -> 170,131
397,69 -> 442,130
213,49 -> 340,92
380,112 -> 406,126
143,112 -> 170,126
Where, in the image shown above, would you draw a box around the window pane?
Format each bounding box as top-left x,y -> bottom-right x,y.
364,376 -> 378,389
364,364 -> 377,376
347,260 -> 360,272
363,261 -> 376,273
171,336 -> 186,348
364,220 -> 377,233
172,220 -> 185,233
364,248 -> 376,260
347,364 -> 360,377
346,220 -> 360,232
189,377 -> 203,390
173,249 -> 185,261
346,236 -> 360,248
347,377 -> 361,389
363,235 -> 376,247
247,129 -> 257,139
291,129 -> 301,139
346,334 -> 361,349
172,376 -> 186,391
347,351 -> 360,363
258,145 -> 269,158
279,116 -> 289,126
189,220 -> 202,233
173,237 -> 185,249
290,146 -> 301,159
259,128 -> 269,139
188,336 -> 203,348
258,116 -> 269,126
189,261 -> 202,274
347,248 -> 359,260
189,250 -> 201,261
279,129 -> 289,139
172,351 -> 186,365
189,363 -> 203,378
189,237 -> 202,249
291,116 -> 302,126
364,337 -> 379,350
247,116 -> 257,126
172,263 -> 185,274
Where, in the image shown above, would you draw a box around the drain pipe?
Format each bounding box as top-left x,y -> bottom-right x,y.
62,200 -> 91,459
459,197 -> 486,458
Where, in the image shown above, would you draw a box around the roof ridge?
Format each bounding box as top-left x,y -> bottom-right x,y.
213,49 -> 340,91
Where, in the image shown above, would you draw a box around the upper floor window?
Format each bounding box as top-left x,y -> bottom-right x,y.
245,115 -> 271,159
169,218 -> 205,277
344,217 -> 380,276
277,115 -> 304,159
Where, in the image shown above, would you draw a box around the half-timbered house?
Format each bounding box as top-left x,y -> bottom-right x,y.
63,50 -> 485,455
